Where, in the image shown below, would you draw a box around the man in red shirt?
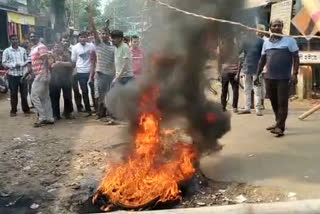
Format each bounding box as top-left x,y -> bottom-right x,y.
25,32 -> 54,127
130,35 -> 145,77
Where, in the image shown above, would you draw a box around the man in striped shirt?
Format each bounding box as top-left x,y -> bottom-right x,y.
88,6 -> 115,119
2,34 -> 31,117
25,32 -> 54,127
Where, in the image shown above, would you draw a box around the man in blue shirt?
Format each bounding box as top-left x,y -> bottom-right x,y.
238,31 -> 264,116
255,19 -> 300,137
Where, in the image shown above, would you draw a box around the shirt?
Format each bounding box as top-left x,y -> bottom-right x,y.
220,42 -> 241,74
94,41 -> 115,75
30,43 -> 49,78
2,46 -> 28,76
131,47 -> 145,76
262,37 -> 299,80
71,43 -> 95,73
50,49 -> 73,85
115,43 -> 133,78
241,37 -> 264,75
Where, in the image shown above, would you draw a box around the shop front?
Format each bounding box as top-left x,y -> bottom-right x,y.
7,11 -> 35,43
242,0 -> 320,99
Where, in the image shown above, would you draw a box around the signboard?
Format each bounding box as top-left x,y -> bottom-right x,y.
270,0 -> 293,35
299,51 -> 320,64
7,12 -> 35,25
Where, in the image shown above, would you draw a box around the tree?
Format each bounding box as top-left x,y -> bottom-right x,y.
103,0 -> 144,32
27,0 -> 50,14
51,0 -> 66,33
66,0 -> 104,31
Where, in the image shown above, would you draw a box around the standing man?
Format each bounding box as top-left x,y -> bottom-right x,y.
71,31 -> 95,116
255,19 -> 300,137
219,37 -> 241,113
106,30 -> 134,120
130,35 -> 145,78
49,36 -> 74,120
2,34 -> 31,117
238,30 -> 264,116
26,32 -> 54,127
111,30 -> 134,86
87,6 -> 115,120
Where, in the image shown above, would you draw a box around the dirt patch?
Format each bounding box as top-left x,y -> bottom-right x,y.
0,97 -> 295,214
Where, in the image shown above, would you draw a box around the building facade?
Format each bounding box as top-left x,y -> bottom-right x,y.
0,0 -> 36,49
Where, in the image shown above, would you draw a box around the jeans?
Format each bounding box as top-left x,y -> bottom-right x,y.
7,75 -> 30,113
221,72 -> 239,109
72,75 -> 83,111
73,73 -> 91,112
265,79 -> 290,131
31,78 -> 54,122
243,73 -> 263,111
50,81 -> 73,118
96,72 -> 114,117
89,80 -> 96,111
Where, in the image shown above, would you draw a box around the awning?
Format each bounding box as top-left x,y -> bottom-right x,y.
7,11 -> 35,25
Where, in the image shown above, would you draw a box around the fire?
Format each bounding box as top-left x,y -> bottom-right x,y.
93,87 -> 198,210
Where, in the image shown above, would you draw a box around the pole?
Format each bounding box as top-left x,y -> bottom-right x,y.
113,6 -> 116,29
298,104 -> 320,120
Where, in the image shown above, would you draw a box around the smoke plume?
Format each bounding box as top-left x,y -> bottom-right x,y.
107,0 -> 245,155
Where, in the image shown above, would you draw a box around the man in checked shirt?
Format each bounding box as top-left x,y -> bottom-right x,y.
2,34 -> 31,117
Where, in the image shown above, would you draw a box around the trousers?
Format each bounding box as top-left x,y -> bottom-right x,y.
265,79 -> 290,131
73,73 -> 91,112
50,81 -> 73,118
31,78 -> 54,122
243,73 -> 263,111
221,72 -> 239,109
7,75 -> 30,113
96,72 -> 114,117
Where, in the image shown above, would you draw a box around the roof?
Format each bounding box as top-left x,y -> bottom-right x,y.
0,6 -> 36,17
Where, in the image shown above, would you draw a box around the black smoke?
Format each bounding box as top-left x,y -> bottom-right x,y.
107,0 -> 245,155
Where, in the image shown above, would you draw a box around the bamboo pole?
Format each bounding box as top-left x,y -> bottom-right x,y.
298,104 -> 320,120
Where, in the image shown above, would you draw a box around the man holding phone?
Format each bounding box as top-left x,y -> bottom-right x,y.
2,34 -> 31,117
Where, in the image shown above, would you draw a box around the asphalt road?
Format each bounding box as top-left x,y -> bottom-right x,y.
201,102 -> 320,199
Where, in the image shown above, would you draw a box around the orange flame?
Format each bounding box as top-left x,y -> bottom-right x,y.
93,86 -> 198,209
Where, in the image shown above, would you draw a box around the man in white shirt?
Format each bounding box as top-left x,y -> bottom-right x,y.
2,34 -> 31,117
71,31 -> 95,116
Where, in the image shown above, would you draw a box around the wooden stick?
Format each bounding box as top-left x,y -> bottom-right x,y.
298,104 -> 320,120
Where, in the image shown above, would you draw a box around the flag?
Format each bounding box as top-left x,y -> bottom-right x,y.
292,7 -> 318,36
301,0 -> 320,33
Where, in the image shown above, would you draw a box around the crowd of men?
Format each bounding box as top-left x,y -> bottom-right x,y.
220,18 -> 300,137
1,8 -> 145,128
1,15 -> 299,137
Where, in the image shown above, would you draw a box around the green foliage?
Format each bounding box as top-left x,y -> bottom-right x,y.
27,0 -> 50,14
103,0 -> 145,32
66,0 -> 104,31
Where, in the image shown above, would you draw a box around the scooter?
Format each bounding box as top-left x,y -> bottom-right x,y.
0,70 -> 8,94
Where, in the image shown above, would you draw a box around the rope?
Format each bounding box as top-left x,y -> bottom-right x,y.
150,0 -> 320,40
